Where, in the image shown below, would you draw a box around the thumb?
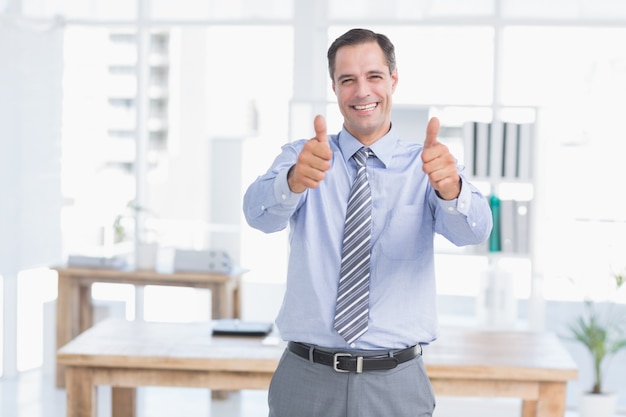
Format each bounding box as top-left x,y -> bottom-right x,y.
313,114 -> 329,146
424,117 -> 440,148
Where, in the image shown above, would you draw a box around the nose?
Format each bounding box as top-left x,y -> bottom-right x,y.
354,79 -> 371,98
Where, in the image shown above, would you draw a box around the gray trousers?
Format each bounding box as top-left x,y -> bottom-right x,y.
268,347 -> 436,417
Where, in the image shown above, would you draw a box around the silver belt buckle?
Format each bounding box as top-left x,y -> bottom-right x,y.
333,353 -> 364,373
333,353 -> 351,373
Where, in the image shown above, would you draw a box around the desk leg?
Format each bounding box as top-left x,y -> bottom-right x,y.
209,280 -> 241,319
56,273 -> 80,388
212,390 -> 230,400
521,400 -> 537,417
65,367 -> 96,417
79,283 -> 94,333
56,275 -> 94,388
209,282 -> 237,400
112,387 -> 136,417
210,283 -> 234,319
536,382 -> 567,417
232,282 -> 240,318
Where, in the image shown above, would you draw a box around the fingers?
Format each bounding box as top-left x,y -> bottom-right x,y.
422,117 -> 460,200
423,117 -> 440,148
423,149 -> 461,200
313,114 -> 329,146
311,115 -> 332,161
421,117 -> 442,165
287,115 -> 332,193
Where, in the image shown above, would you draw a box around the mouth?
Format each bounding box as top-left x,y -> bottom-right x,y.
352,102 -> 378,112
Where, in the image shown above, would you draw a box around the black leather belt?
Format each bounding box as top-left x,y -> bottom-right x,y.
288,341 -> 422,373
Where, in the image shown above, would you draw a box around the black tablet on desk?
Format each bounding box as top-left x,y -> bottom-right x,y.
211,319 -> 273,336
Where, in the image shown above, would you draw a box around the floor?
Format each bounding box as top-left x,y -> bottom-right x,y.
0,369 -> 611,417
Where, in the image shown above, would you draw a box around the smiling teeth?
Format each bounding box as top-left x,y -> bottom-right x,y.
354,103 -> 377,110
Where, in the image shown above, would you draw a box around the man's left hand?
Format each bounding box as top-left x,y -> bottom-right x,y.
421,117 -> 461,200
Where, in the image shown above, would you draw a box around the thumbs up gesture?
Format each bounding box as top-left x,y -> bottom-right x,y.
421,117 -> 461,200
287,115 -> 333,193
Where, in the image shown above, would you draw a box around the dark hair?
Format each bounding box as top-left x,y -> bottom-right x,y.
327,28 -> 396,81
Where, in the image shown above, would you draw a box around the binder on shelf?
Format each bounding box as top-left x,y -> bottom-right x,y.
474,122 -> 491,178
462,118 -> 534,181
489,121 -> 503,182
517,123 -> 533,180
488,194 -> 501,252
514,200 -> 531,254
499,199 -> 516,253
451,114 -> 535,259
461,122 -> 476,176
502,122 -> 519,179
462,121 -> 476,176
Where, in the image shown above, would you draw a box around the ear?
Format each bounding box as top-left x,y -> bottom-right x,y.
332,81 -> 336,94
391,69 -> 399,93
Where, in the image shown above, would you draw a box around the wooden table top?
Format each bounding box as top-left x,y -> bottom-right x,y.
57,319 -> 578,382
53,266 -> 244,285
57,319 -> 283,373
423,327 -> 578,382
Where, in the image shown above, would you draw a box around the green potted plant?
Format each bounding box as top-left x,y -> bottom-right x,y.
568,269 -> 626,417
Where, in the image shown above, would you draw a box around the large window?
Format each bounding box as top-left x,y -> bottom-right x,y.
61,24 -> 293,259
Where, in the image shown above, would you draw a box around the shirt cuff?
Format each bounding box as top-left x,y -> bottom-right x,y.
437,179 -> 471,216
273,167 -> 304,207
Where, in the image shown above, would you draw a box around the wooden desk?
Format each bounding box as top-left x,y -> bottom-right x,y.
58,319 -> 578,417
425,327 -> 578,417
52,266 -> 242,387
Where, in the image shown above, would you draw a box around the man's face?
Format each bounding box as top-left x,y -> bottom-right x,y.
332,41 -> 398,146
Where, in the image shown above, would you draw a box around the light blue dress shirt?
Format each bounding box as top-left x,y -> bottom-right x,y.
243,125 -> 492,350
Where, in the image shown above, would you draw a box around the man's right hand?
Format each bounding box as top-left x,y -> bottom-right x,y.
287,115 -> 333,193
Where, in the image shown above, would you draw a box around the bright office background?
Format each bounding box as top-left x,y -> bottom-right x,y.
1,0 -> 626,408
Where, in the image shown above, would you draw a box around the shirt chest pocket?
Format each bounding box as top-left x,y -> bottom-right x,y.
378,206 -> 430,260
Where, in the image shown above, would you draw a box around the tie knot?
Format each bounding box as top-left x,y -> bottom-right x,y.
353,147 -> 372,168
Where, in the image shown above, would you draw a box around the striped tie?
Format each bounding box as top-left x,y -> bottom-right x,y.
334,147 -> 373,345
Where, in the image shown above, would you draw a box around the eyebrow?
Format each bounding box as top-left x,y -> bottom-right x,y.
336,69 -> 387,82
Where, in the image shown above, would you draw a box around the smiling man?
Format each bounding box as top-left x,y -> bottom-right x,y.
243,28 -> 492,417
332,41 -> 397,147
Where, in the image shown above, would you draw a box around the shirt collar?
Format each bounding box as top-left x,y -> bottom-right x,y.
337,124 -> 399,168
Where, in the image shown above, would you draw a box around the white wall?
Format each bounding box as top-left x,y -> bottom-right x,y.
0,22 -> 63,376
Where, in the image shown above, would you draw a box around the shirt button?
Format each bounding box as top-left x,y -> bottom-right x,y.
472,222 -> 477,227
281,194 -> 287,200
261,205 -> 265,211
460,202 -> 465,209
350,342 -> 356,348
447,207 -> 454,212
